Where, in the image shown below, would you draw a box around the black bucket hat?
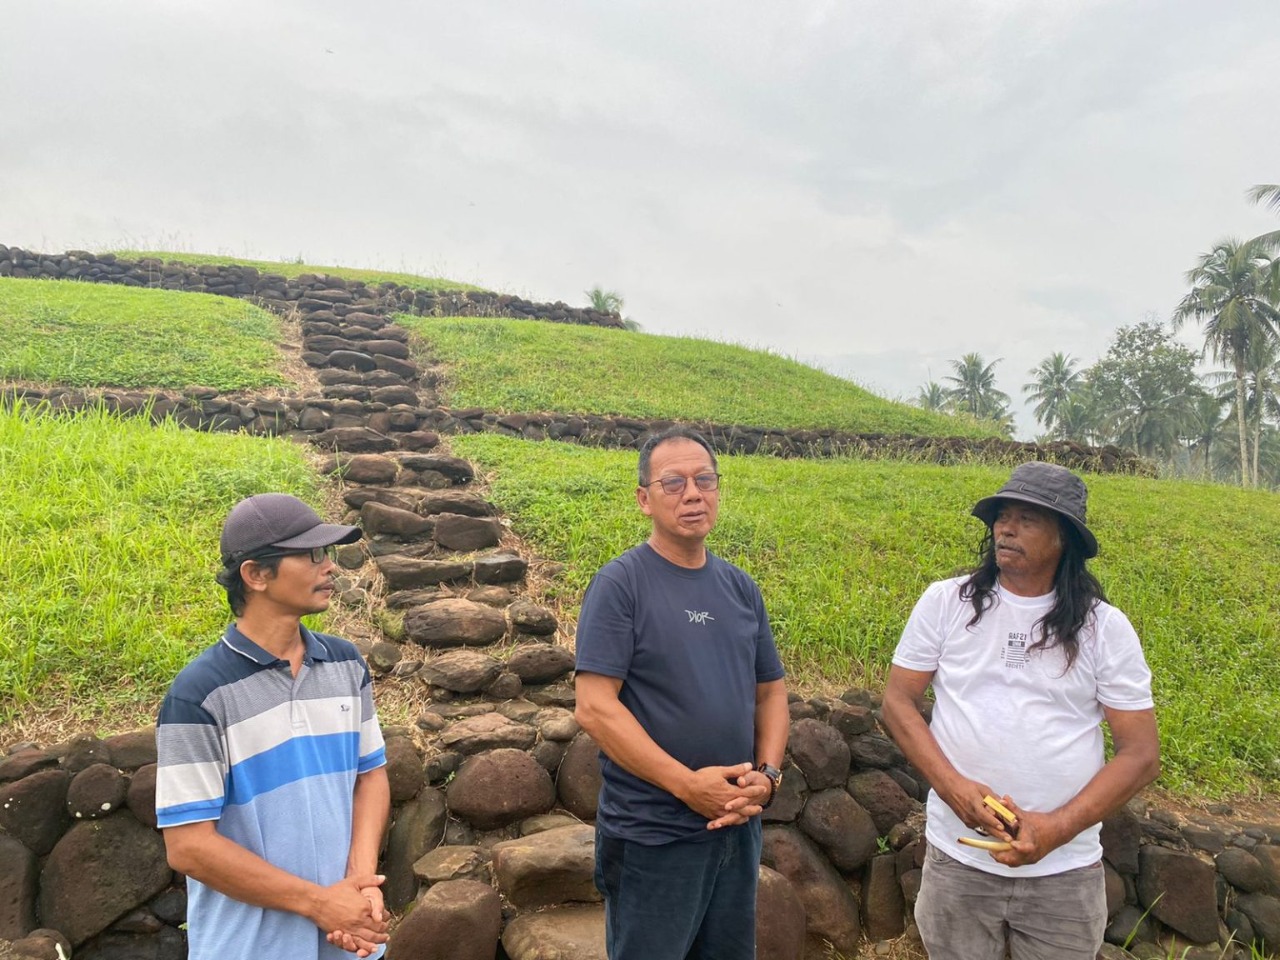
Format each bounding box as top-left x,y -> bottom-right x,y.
220,493 -> 362,566
971,462 -> 1098,559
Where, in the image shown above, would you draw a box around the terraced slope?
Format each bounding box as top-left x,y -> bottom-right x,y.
0,277 -> 285,390
3,254 -> 1277,796
398,315 -> 1000,438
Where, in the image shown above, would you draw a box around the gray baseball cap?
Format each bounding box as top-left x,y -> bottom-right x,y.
971,462 -> 1098,558
220,493 -> 362,566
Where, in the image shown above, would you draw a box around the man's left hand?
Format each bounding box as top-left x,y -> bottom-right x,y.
989,798 -> 1070,867
327,884 -> 387,957
708,769 -> 772,830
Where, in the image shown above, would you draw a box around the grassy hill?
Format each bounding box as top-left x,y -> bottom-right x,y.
0,402 -> 322,729
452,433 -> 1280,795
0,277 -> 286,390
2,260 -> 1277,797
397,316 -> 998,438
111,250 -> 486,293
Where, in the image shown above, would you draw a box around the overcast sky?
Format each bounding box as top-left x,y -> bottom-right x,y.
4,1 -> 1278,437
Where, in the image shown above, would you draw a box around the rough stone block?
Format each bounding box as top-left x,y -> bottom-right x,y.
492,824 -> 600,909
38,814 -> 172,945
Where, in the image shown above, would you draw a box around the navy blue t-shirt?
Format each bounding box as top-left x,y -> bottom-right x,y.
575,543 -> 785,844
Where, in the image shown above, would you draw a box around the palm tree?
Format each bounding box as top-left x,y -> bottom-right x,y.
1054,393 -> 1101,446
1098,378 -> 1197,460
1246,184 -> 1280,291
1023,352 -> 1082,436
1183,391 -> 1228,480
1214,422 -> 1280,489
1249,184 -> 1280,214
586,287 -> 624,315
916,381 -> 947,412
943,353 -> 1011,422
1207,339 -> 1280,485
1172,237 -> 1280,486
1245,342 -> 1280,483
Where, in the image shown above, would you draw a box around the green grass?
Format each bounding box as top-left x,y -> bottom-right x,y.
111,250 -> 486,293
0,277 -> 287,390
396,316 -> 998,438
0,402 -> 321,727
453,433 -> 1280,796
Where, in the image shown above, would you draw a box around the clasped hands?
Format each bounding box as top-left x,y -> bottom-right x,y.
319,874 -> 388,958
680,761 -> 773,830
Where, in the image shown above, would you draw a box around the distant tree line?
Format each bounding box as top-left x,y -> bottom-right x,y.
917,183 -> 1280,488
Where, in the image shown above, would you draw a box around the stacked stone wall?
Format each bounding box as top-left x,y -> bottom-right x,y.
0,245 -> 620,328
5,695 -> 1279,959
0,382 -> 1150,476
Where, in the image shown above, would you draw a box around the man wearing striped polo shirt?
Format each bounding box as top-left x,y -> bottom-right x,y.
156,494 -> 391,960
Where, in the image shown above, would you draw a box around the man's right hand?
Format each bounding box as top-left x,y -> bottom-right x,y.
939,777 -> 1017,841
678,762 -> 757,821
311,874 -> 388,954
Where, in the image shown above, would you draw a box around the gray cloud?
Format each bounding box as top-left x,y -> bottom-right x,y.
2,0 -> 1278,437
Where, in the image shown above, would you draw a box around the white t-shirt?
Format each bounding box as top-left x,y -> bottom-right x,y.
893,576 -> 1154,878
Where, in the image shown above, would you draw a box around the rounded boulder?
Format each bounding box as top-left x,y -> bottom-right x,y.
447,749 -> 556,830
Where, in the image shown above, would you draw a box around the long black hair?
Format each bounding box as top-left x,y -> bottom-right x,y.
959,516 -> 1105,671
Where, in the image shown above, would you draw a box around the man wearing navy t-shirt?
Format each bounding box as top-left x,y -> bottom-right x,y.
575,426 -> 789,960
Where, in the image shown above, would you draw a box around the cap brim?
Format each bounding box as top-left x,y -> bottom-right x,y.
272,523 -> 363,550
972,493 -> 1098,559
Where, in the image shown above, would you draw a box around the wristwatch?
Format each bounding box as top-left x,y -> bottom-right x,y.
757,763 -> 783,809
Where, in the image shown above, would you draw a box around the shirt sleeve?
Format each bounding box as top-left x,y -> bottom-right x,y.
750,579 -> 786,683
358,662 -> 387,773
893,581 -> 948,672
1093,606 -> 1155,711
574,566 -> 635,680
155,693 -> 228,828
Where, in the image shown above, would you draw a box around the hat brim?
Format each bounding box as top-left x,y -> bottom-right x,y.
972,493 -> 1098,559
271,522 -> 363,551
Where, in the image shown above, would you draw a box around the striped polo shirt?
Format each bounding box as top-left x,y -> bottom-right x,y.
156,624 -> 387,960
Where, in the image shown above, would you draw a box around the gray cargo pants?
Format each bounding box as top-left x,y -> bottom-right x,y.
915,844 -> 1107,960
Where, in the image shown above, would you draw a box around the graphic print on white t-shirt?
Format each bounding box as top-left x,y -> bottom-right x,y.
1003,631 -> 1028,669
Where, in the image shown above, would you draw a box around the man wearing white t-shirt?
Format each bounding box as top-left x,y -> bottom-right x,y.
883,462 -> 1160,960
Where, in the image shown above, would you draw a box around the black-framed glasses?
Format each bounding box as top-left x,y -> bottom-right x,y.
248,545 -> 337,565
645,472 -> 720,496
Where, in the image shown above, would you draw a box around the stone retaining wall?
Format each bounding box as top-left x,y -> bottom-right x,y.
2,451 -> 1276,960
4,697 -> 1278,959
0,384 -> 1150,475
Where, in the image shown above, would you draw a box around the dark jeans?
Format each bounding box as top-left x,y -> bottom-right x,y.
594,820 -> 762,960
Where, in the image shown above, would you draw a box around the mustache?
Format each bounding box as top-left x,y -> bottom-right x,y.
995,541 -> 1024,554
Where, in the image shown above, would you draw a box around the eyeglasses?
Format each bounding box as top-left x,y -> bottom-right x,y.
248,545 -> 337,565
644,473 -> 720,496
